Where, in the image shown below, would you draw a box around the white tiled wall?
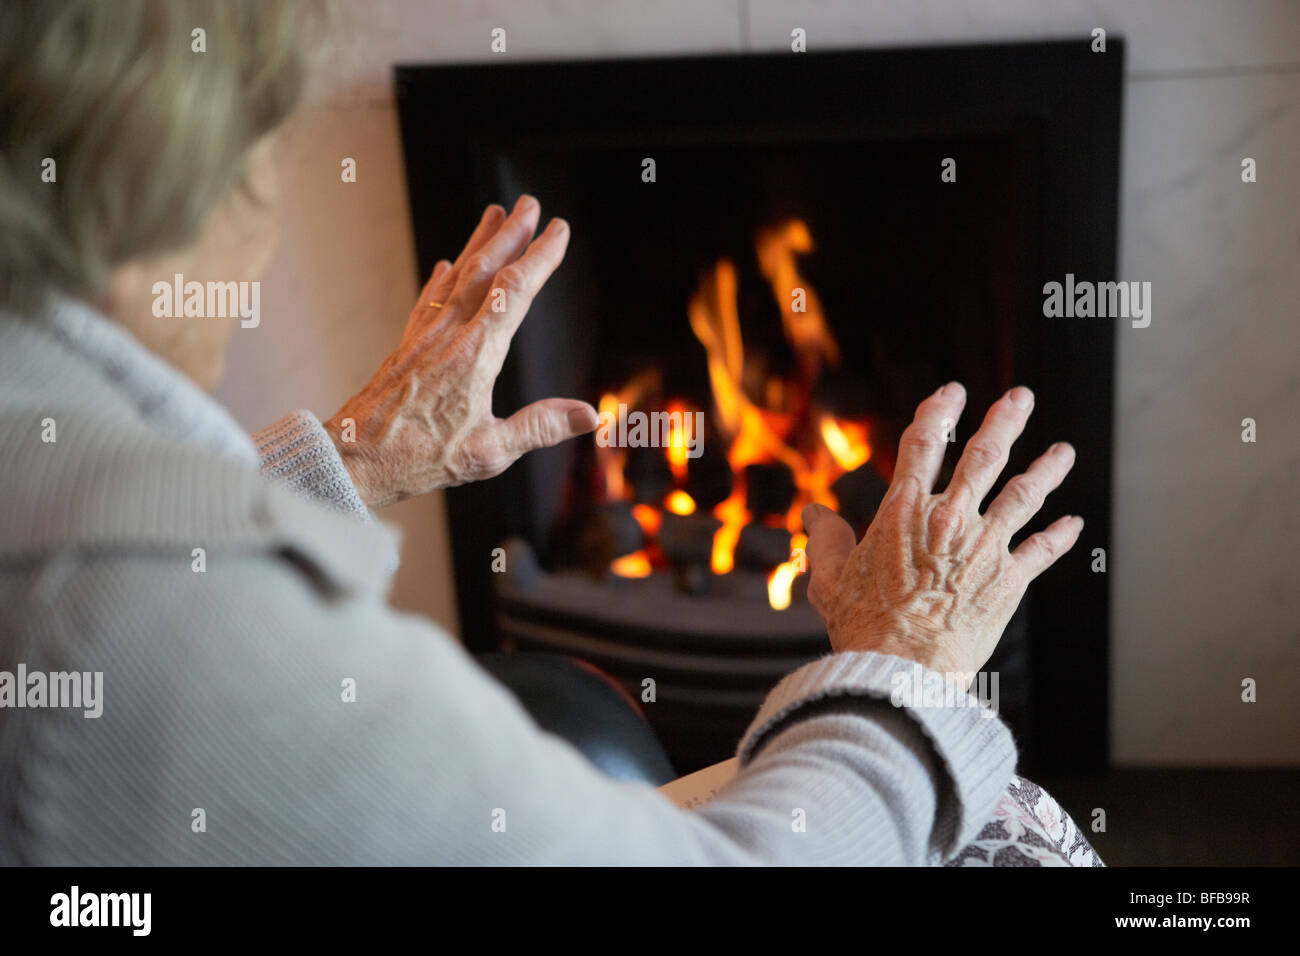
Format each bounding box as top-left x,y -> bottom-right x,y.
215,0 -> 1300,765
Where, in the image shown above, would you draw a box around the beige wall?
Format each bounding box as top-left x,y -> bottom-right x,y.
216,0 -> 1300,765
215,103 -> 461,635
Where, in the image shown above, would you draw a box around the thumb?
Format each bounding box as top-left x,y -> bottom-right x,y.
496,398 -> 599,460
801,503 -> 856,618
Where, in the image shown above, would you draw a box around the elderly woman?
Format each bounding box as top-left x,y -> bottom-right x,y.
0,1 -> 1093,865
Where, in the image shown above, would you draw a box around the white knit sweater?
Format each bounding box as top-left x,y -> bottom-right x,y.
0,298 -> 1016,864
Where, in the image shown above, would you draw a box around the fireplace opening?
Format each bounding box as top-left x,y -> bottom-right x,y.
397,41 -> 1121,774
547,137 -> 1024,594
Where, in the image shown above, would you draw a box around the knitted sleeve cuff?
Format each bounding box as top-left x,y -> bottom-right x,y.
738,651 -> 1017,857
252,410 -> 374,523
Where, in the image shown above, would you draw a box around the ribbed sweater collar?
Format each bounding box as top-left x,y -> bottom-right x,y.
0,298 -> 397,591
38,294 -> 259,466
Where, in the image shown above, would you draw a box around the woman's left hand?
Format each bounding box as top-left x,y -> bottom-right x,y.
324,196 -> 598,509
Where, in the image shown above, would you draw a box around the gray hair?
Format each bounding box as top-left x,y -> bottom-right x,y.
0,0 -> 330,312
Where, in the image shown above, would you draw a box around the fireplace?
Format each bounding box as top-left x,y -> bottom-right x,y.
395,40 -> 1121,774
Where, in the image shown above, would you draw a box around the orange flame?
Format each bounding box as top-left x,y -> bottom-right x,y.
819,416 -> 871,472
597,371 -> 659,501
767,562 -> 798,611
665,490 -> 696,516
687,259 -> 746,435
611,551 -> 652,578
711,489 -> 749,575
601,220 -> 874,606
766,532 -> 809,611
756,220 -> 840,367
632,503 -> 662,536
687,222 -> 859,576
665,401 -> 692,481
598,392 -> 626,500
791,532 -> 809,563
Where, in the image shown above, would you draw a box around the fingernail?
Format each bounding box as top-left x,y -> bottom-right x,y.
1008,386 -> 1034,408
937,381 -> 963,397
1051,441 -> 1075,458
515,194 -> 538,212
567,406 -> 597,433
1073,515 -> 1085,528
550,217 -> 569,234
801,503 -> 821,530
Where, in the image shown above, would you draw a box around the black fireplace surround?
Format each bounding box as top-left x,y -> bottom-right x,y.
396,40 -> 1122,774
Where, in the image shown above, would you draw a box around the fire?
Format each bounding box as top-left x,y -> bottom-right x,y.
711,489 -> 750,575
600,219 -> 873,610
665,401 -> 692,480
611,550 -> 652,578
687,219 -> 859,589
687,259 -> 745,435
766,533 -> 808,612
792,532 -> 808,561
766,562 -> 798,611
596,371 -> 658,501
597,392 -> 625,500
688,261 -> 810,479
756,220 -> 840,368
632,503 -> 662,536
819,416 -> 871,472
665,490 -> 696,515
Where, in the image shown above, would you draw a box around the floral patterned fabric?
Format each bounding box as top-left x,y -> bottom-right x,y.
947,775 -> 1105,867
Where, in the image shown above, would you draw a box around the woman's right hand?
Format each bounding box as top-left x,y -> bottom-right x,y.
801,383 -> 1083,683
324,197 -> 598,509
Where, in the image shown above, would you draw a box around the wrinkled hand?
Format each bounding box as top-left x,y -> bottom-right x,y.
325,196 -> 598,509
801,383 -> 1083,683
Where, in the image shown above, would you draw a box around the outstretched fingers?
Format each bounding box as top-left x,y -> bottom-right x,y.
947,386 -> 1034,506
1012,513 -> 1084,578
408,202 -> 508,335
470,216 -> 570,373
451,203 -> 508,270
891,382 -> 967,495
442,195 -> 542,322
983,441 -> 1076,536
